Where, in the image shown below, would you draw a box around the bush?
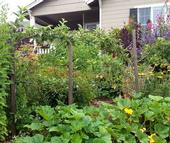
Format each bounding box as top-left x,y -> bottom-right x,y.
13,95 -> 170,143
15,27 -> 127,106
139,38 -> 170,97
143,38 -> 170,65
0,7 -> 11,140
14,28 -> 128,133
141,74 -> 170,97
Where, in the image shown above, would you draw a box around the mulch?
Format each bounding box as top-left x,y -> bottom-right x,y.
90,96 -> 114,107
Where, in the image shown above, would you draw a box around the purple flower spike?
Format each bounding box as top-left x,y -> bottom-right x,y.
164,30 -> 170,40
144,34 -> 156,44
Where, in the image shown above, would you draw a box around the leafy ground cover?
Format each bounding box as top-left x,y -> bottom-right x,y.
13,95 -> 170,143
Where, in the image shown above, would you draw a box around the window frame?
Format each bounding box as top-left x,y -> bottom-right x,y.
84,22 -> 99,30
135,3 -> 170,25
138,7 -> 151,26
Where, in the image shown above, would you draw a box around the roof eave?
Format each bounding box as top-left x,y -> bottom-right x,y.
27,0 -> 44,10
28,0 -> 96,10
84,0 -> 95,5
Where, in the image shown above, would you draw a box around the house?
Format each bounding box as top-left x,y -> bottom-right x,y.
27,0 -> 168,30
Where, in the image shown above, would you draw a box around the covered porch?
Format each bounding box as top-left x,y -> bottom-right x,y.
28,0 -> 99,30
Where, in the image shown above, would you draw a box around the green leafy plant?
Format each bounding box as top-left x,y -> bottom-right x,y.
139,38 -> 170,97
0,4 -> 11,140
141,74 -> 170,97
143,38 -> 170,65
13,96 -> 170,143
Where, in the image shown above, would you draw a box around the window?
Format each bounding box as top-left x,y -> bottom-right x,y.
130,4 -> 168,26
130,8 -> 138,23
139,8 -> 151,25
85,23 -> 99,30
153,6 -> 164,24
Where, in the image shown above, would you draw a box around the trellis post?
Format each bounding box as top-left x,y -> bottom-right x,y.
68,41 -> 74,104
10,46 -> 17,137
132,30 -> 139,92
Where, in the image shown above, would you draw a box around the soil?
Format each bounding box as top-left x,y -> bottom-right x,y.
90,96 -> 114,107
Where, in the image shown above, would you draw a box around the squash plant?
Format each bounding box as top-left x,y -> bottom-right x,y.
13,95 -> 170,143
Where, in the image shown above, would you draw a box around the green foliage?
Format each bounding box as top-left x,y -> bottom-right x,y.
13,96 -> 170,143
14,134 -> 44,143
141,75 -> 170,97
0,7 -> 170,142
0,2 -> 8,23
143,38 -> 170,65
14,6 -> 28,27
15,26 -> 126,111
139,38 -> 170,97
0,6 -> 11,140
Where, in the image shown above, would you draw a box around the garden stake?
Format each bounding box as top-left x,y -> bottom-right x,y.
10,45 -> 17,137
68,41 -> 74,104
132,30 -> 139,92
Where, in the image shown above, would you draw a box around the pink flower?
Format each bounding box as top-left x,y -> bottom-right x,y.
147,22 -> 153,30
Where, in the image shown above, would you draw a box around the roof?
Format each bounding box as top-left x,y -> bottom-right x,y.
27,0 -> 95,10
27,0 -> 44,9
84,0 -> 95,5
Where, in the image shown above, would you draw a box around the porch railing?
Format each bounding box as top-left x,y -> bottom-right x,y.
35,44 -> 55,54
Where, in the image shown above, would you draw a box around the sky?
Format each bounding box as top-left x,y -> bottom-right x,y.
4,0 -> 34,21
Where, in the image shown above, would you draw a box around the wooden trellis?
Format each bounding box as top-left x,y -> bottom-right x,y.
132,30 -> 139,92
9,27 -> 75,138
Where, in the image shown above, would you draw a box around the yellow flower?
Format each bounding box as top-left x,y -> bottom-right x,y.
124,108 -> 133,115
138,73 -> 145,76
96,74 -> 104,79
140,128 -> 146,133
160,72 -> 164,75
165,116 -> 170,121
148,72 -> 154,76
148,133 -> 156,143
112,84 -> 116,89
96,75 -> 99,79
99,75 -> 104,79
157,76 -> 163,79
167,65 -> 170,70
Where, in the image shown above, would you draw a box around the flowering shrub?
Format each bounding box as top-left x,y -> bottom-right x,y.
142,14 -> 170,44
119,14 -> 170,57
13,95 -> 170,143
119,24 -> 143,56
139,71 -> 170,97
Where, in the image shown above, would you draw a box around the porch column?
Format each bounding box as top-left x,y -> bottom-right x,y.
30,15 -> 36,26
28,10 -> 36,27
82,13 -> 85,29
28,10 -> 37,52
99,0 -> 102,29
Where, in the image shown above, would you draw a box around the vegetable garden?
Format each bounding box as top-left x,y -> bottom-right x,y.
0,4 -> 170,143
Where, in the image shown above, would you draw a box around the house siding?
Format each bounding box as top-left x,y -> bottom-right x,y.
101,0 -> 164,30
31,0 -> 91,16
